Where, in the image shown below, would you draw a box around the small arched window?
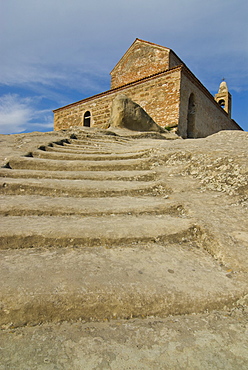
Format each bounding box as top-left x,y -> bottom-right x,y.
218,99 -> 225,109
83,111 -> 91,127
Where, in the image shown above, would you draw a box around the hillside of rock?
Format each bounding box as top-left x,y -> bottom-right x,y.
0,127 -> 247,369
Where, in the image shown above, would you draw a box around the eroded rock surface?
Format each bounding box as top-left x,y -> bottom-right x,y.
109,94 -> 165,132
0,128 -> 247,368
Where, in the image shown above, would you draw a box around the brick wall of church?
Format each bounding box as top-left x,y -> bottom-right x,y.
178,67 -> 240,138
169,51 -> 183,69
110,41 -> 171,89
54,67 -> 182,131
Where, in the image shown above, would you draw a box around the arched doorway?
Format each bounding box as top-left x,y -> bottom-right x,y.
83,111 -> 91,127
187,93 -> 196,138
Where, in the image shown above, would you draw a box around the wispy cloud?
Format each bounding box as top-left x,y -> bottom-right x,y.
0,94 -> 32,134
0,94 -> 53,134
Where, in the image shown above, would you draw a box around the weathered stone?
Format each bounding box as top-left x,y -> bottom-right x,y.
0,128 -> 247,368
109,94 -> 165,132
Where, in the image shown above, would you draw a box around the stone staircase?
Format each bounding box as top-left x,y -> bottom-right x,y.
0,130 -> 246,329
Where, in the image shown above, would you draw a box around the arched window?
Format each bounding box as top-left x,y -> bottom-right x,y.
218,99 -> 225,109
187,93 -> 196,138
83,111 -> 91,127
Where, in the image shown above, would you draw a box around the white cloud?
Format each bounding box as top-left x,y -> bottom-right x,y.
0,95 -> 32,134
0,94 -> 53,134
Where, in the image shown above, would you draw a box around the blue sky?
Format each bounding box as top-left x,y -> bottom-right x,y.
0,0 -> 247,134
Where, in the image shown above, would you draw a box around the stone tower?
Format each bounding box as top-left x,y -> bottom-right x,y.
215,80 -> 232,118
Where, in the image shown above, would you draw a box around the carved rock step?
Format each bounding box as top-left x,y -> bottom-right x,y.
43,143 -> 151,155
61,142 -> 130,150
69,137 -> 131,145
1,311 -> 247,368
7,157 -> 154,171
0,214 -> 195,249
0,168 -> 157,181
0,195 -> 184,217
31,149 -> 151,161
0,177 -> 169,197
1,244 -> 245,327
44,145 -> 118,154
57,140 -> 130,151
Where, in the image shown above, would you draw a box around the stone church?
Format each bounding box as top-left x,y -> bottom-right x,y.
53,39 -> 242,138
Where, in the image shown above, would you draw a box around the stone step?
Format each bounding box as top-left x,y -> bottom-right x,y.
60,142 -> 131,151
69,137 -> 131,145
1,310 -> 248,368
0,177 -> 169,197
0,168 -> 157,181
44,144 -> 114,154
7,157 -> 153,171
45,144 -> 150,155
0,195 -> 184,217
55,143 -> 127,152
31,149 -> 150,161
66,137 -> 139,145
59,140 -> 129,150
0,214 -> 194,249
1,244 -> 245,327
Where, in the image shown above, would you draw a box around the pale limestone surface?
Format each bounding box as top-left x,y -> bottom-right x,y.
1,308 -> 248,370
0,128 -> 247,368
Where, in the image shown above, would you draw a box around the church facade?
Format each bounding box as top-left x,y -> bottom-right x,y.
53,39 -> 241,138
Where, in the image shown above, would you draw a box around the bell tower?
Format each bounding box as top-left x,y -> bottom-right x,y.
214,79 -> 232,118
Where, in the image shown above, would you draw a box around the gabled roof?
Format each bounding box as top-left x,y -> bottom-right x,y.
110,38 -> 171,75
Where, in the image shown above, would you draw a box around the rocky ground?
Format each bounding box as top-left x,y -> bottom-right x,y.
0,127 -> 247,369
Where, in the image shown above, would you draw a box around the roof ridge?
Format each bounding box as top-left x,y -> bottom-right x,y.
135,38 -> 171,51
